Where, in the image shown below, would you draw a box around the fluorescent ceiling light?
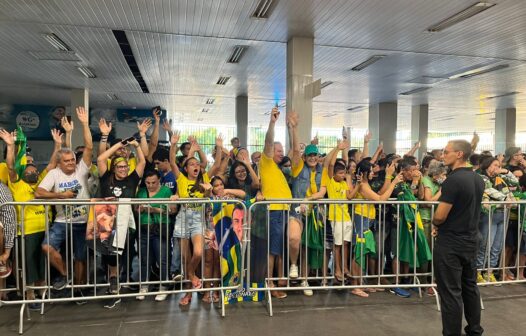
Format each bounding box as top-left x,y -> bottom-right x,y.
251,0 -> 277,19
347,106 -> 365,112
350,55 -> 386,71
216,76 -> 230,85
206,98 -> 215,105
106,93 -> 119,101
201,108 -> 209,113
458,64 -> 509,79
426,2 -> 496,32
227,45 -> 249,63
42,33 -> 72,52
407,76 -> 446,84
77,66 -> 96,78
484,91 -> 520,100
321,81 -> 333,89
399,87 -> 430,95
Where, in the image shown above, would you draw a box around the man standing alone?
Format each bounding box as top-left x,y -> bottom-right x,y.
433,140 -> 484,336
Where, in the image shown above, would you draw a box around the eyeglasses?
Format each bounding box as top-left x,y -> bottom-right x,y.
115,165 -> 129,169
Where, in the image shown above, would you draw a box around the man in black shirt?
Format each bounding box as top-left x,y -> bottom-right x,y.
433,140 -> 484,336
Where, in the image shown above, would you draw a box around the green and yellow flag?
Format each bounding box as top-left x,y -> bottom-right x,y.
14,126 -> 27,182
301,207 -> 325,269
354,229 -> 376,271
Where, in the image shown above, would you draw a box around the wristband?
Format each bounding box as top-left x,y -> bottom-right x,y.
100,135 -> 108,142
386,175 -> 394,180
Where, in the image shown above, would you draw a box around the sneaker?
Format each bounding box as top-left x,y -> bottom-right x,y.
389,287 -> 411,298
301,281 -> 313,297
27,302 -> 42,311
488,273 -> 501,286
52,276 -> 71,290
289,264 -> 299,279
74,289 -> 87,306
477,272 -> 487,284
171,272 -> 183,282
136,286 -> 148,301
103,298 -> 121,309
109,277 -> 119,294
155,286 -> 168,302
0,262 -> 12,279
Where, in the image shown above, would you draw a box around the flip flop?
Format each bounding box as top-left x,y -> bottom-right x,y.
351,289 -> 369,298
271,290 -> 287,299
202,292 -> 212,303
212,292 -> 220,303
191,277 -> 202,289
179,294 -> 192,306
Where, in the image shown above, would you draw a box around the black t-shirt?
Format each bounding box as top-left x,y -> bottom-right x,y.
505,164 -> 524,174
100,170 -> 141,198
437,167 -> 484,242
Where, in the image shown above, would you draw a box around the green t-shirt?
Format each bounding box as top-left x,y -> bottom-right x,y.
136,186 -> 173,225
419,176 -> 440,221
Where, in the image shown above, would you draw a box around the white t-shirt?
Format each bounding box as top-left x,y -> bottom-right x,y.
38,160 -> 91,224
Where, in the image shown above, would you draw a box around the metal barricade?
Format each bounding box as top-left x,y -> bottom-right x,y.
0,198 -> 247,334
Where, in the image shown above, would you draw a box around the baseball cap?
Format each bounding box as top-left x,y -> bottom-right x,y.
304,144 -> 319,156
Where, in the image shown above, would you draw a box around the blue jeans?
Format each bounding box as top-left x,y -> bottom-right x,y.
170,236 -> 181,274
477,211 -> 505,269
42,222 -> 87,261
139,226 -> 169,282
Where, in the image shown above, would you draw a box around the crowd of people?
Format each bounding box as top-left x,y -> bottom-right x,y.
0,105 -> 525,311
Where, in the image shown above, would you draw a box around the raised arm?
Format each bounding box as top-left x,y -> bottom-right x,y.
371,141 -> 383,164
0,130 -> 17,182
169,131 -> 181,179
208,135 -> 224,177
287,111 -> 301,168
129,140 -> 146,177
263,107 -> 279,157
361,130 -> 372,160
98,118 -> 112,156
360,172 -> 403,201
147,107 -> 161,162
239,149 -> 261,189
76,106 -> 93,167
97,141 -> 124,176
405,141 -> 421,157
342,127 -> 350,166
46,129 -> 63,171
137,118 -> 152,158
326,140 -> 349,179
224,188 -> 247,199
471,131 -> 480,152
61,117 -> 74,149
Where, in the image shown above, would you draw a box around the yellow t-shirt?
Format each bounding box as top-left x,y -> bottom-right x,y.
8,170 -> 49,235
260,153 -> 291,210
325,171 -> 351,222
292,160 -> 328,198
107,156 -> 137,175
176,172 -> 210,198
354,191 -> 376,219
0,162 -> 8,185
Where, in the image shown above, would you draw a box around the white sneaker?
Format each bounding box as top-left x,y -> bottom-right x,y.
289,264 -> 299,279
136,286 -> 148,301
155,286 -> 168,301
302,281 -> 313,296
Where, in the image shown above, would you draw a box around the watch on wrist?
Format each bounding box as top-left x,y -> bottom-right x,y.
410,184 -> 418,190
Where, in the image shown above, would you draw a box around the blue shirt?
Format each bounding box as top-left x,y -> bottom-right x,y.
161,171 -> 177,194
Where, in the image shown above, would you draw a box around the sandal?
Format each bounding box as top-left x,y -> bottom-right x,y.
365,287 -> 377,293
202,292 -> 212,303
179,294 -> 192,306
191,276 -> 202,289
426,287 -> 436,297
212,292 -> 220,303
351,289 -> 369,298
270,290 -> 287,299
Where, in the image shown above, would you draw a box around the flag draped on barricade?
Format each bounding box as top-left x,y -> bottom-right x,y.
397,184 -> 432,268
301,207 -> 324,269
354,229 -> 376,271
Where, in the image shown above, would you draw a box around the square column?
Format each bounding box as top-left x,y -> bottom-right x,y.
411,104 -> 428,159
368,102 -> 397,154
235,95 -> 248,147
287,37 -> 314,144
495,107 -> 516,154
70,88 -> 89,150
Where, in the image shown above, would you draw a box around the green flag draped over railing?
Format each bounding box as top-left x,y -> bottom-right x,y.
354,229 -> 376,271
397,184 -> 432,268
14,126 -> 27,182
301,207 -> 324,269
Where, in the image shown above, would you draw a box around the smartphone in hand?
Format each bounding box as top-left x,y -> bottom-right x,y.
121,136 -> 135,146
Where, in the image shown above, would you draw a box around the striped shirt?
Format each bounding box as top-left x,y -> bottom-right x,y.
0,182 -> 17,249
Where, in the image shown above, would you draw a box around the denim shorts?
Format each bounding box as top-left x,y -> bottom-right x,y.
269,210 -> 288,256
42,222 -> 87,261
173,208 -> 203,239
352,214 -> 374,245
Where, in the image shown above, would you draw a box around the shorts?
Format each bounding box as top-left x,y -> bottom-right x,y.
18,232 -> 46,284
352,214 -> 373,245
42,222 -> 87,261
330,220 -> 352,246
506,220 -> 526,255
269,210 -> 288,256
173,208 -> 203,239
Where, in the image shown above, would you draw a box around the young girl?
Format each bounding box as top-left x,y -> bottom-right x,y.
169,132 -> 222,305
202,176 -> 246,303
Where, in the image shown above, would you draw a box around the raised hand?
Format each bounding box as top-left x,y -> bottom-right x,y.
76,106 -> 89,124
152,106 -> 161,123
61,116 -> 74,132
51,129 -> 63,144
270,107 -> 280,123
188,135 -> 197,144
337,139 -> 350,150
98,118 -> 112,135
162,118 -> 172,133
364,130 -> 372,143
170,130 -> 180,145
414,141 -> 421,149
200,182 -> 212,192
311,135 -> 319,145
385,162 -> 396,177
137,118 -> 152,135
0,129 -> 14,145
286,111 -> 299,128
128,140 -> 140,148
393,173 -> 404,184
215,134 -> 224,148
496,153 -> 504,163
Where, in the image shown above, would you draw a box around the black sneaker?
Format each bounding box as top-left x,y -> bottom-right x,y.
109,277 -> 119,294
74,289 -> 87,306
53,276 -> 71,290
103,298 -> 121,309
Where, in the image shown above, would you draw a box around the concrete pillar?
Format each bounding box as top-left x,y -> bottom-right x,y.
286,37 -> 314,145
368,102 -> 397,154
495,107 -> 516,154
235,95 -> 248,147
411,104 -> 429,159
70,89 -> 89,150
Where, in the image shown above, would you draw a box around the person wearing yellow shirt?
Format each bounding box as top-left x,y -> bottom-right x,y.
0,128 -> 62,309
259,107 -> 294,299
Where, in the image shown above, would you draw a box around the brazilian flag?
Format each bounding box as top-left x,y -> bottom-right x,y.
512,191 -> 526,231
14,126 -> 27,182
354,229 -> 376,271
397,184 -> 432,268
301,207 -> 324,269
